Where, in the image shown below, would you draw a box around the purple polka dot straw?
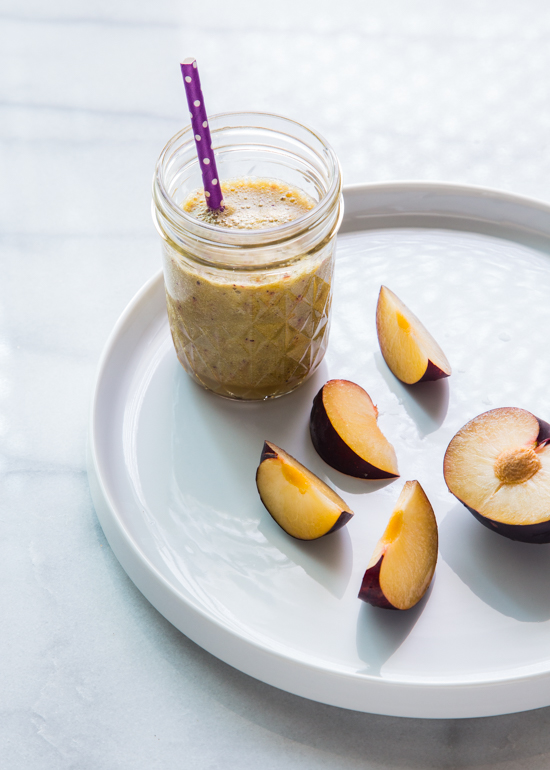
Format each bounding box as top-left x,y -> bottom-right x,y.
180,58 -> 224,211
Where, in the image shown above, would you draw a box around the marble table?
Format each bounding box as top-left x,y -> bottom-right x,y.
4,0 -> 550,766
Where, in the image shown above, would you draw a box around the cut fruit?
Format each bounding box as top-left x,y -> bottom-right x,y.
376,285 -> 451,384
444,407 -> 550,543
310,379 -> 399,479
358,481 -> 438,610
256,441 -> 354,540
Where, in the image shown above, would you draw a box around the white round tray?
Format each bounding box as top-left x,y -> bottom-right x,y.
88,182 -> 550,719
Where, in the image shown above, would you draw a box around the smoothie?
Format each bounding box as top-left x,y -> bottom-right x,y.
163,178 -> 334,400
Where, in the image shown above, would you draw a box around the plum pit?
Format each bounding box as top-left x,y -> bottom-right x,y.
493,446 -> 541,485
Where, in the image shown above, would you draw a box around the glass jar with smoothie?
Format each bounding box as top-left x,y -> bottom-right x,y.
152,112 -> 343,400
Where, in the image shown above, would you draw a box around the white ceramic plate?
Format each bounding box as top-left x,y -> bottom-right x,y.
88,182 -> 550,719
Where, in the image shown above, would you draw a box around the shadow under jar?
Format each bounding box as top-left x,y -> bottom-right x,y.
152,112 -> 343,400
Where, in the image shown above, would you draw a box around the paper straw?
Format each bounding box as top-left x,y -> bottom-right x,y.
180,58 -> 224,210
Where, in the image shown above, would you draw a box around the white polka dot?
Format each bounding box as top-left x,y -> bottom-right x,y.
194,100 -> 200,107
185,76 -> 191,83
205,190 -> 210,197
193,62 -> 197,68
189,112 -> 193,118
202,121 -> 208,128
195,135 -> 201,141
212,179 -> 218,185
203,158 -> 210,165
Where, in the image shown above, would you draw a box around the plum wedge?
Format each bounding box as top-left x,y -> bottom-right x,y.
256,441 -> 354,540
444,407 -> 550,543
310,379 -> 399,479
358,481 -> 438,610
376,285 -> 451,384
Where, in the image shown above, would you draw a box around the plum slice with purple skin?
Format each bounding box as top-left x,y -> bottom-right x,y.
256,441 -> 354,540
358,481 -> 438,610
443,407 -> 550,543
376,285 -> 451,384
310,379 -> 399,479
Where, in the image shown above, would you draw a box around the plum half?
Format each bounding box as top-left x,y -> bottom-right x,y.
358,481 -> 438,610
310,379 -> 399,479
256,441 -> 354,540
444,407 -> 550,543
376,285 -> 451,384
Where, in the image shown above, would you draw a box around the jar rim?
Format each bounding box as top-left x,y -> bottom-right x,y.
153,111 -> 342,250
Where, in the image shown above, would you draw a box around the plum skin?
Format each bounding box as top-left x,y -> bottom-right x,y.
309,388 -> 398,480
420,359 -> 450,383
358,556 -> 398,609
464,504 -> 550,544
259,442 -> 279,463
536,417 -> 550,446
445,415 -> 550,544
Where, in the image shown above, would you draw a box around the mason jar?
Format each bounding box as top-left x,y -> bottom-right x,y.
152,112 -> 343,400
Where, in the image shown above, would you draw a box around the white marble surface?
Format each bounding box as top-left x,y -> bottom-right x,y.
4,0 -> 550,766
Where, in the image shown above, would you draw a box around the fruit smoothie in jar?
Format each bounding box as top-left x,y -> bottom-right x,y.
153,112 -> 343,400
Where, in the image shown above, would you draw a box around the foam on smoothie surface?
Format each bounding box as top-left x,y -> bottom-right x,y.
183,177 -> 314,229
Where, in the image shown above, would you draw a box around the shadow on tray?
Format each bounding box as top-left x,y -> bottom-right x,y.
439,504 -> 550,622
